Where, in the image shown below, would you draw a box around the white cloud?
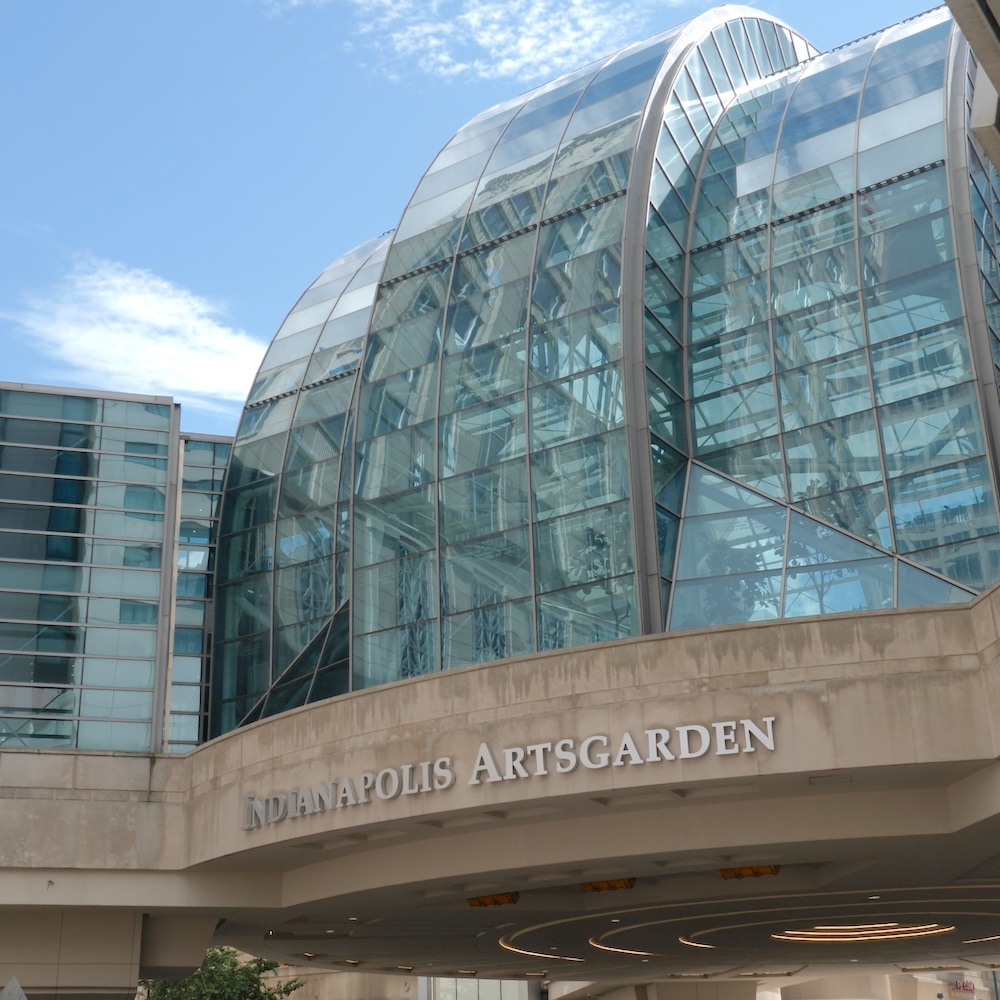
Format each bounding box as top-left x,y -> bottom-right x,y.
8,258 -> 267,424
285,0 -> 693,83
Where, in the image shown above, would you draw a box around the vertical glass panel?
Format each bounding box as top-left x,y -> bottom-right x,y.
442,598 -> 534,669
451,230 -> 537,300
533,502 -> 633,594
531,303 -> 620,383
532,432 -> 629,520
359,362 -> 439,438
439,460 -> 529,544
364,303 -> 443,380
353,486 -> 436,567
889,457 -> 1000,555
798,483 -> 890,547
274,558 -> 333,628
879,383 -> 986,478
656,507 -> 680,578
537,575 -> 635,648
440,527 -> 532,614
530,366 -> 624,448
685,464 -> 781,516
354,421 -> 437,499
670,572 -> 781,629
353,621 -> 439,688
774,296 -> 865,368
354,552 -> 437,634
701,436 -> 787,501
691,323 -> 772,396
444,278 -> 528,354
650,438 -> 687,513
440,333 -> 525,414
785,412 -> 882,497
532,246 -> 622,322
778,350 -> 873,431
693,378 -> 779,451
440,397 -> 526,478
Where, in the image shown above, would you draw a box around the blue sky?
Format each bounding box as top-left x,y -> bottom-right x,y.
0,0 -> 931,435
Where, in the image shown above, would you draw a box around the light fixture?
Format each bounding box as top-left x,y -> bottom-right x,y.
773,923 -> 955,943
397,966 -> 413,972
720,866 -> 780,879
344,960 -> 360,967
302,953 -> 315,960
467,892 -> 519,907
679,936 -> 716,949
580,878 -> 636,892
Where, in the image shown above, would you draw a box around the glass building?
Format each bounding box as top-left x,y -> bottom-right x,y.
0,383 -> 231,751
210,4 -> 1000,736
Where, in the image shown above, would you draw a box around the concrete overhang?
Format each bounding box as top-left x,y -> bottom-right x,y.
7,588 -> 1000,995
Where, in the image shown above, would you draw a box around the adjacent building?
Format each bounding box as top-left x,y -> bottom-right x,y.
0,384 -> 230,753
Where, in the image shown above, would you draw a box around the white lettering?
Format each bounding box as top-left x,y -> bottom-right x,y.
401,764 -> 420,795
645,728 -> 674,761
525,743 -> 552,775
613,732 -> 643,766
251,798 -> 266,828
677,725 -> 710,759
580,735 -> 610,769
375,768 -> 401,800
713,721 -> 739,755
241,795 -> 258,830
337,777 -> 359,807
315,781 -> 335,811
741,716 -> 775,752
469,743 -> 503,784
239,715 -> 779,832
554,738 -> 578,773
433,757 -> 456,790
264,793 -> 287,824
358,772 -> 376,803
503,746 -> 530,780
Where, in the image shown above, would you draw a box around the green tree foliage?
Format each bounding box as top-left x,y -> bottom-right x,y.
142,947 -> 304,1000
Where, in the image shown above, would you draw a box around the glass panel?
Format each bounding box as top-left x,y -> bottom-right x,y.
439,460 -> 529,544
354,422 -> 436,499
440,333 -> 525,414
537,575 -> 635,648
779,350 -> 872,431
532,432 -> 629,520
530,366 -> 624,448
785,412 -> 882,497
440,527 -> 532,614
353,621 -> 438,688
440,397 -> 526,478
442,599 -> 534,669
880,383 -> 986,479
889,457 -> 1000,555
897,561 -> 974,607
533,502 -> 633,594
353,486 -> 436,567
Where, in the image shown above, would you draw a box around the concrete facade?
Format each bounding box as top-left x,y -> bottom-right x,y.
7,588 -> 1000,996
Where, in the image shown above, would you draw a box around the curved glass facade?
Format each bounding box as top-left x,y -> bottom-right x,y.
212,5 -> 998,736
